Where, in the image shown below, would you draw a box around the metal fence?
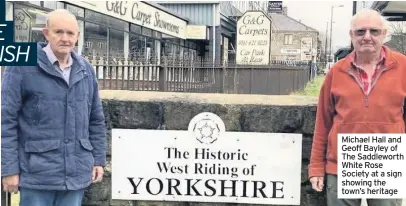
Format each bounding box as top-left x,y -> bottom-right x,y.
0,54 -> 317,95
87,54 -> 316,95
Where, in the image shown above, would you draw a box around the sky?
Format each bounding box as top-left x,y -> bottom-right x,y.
281,1 -> 357,53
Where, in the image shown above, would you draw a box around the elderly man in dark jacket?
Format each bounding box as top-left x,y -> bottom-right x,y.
1,9 -> 106,206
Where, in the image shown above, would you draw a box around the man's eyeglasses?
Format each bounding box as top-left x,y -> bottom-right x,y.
353,28 -> 382,37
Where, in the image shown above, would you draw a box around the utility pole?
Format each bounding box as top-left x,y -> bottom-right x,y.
329,6 -> 334,62
329,5 -> 344,61
351,1 -> 357,51
325,22 -> 328,62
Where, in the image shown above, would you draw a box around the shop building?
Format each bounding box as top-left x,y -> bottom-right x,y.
371,1 -> 406,21
269,12 -> 319,62
371,1 -> 406,55
5,1 -> 208,64
157,1 -> 240,63
230,1 -> 319,62
231,1 -> 268,13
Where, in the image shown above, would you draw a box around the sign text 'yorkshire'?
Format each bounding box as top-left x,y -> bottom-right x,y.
111,112 -> 302,205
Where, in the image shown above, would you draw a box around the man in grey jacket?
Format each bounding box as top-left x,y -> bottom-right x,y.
1,9 -> 106,206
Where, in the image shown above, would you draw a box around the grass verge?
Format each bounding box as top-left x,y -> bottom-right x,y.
291,75 -> 325,96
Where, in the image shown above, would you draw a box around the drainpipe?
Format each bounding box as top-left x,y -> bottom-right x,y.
213,3 -> 216,65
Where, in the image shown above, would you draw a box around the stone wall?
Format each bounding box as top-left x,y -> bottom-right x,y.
82,91 -> 326,206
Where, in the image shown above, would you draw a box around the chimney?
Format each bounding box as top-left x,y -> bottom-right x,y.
282,7 -> 287,15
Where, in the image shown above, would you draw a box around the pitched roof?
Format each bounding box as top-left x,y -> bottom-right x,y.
269,13 -> 318,32
220,2 -> 243,17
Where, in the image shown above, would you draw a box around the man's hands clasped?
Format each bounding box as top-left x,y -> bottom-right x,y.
92,166 -> 104,183
2,174 -> 19,194
310,176 -> 324,192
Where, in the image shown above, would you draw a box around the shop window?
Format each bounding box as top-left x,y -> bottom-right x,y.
74,20 -> 84,55
129,33 -> 146,59
175,44 -> 181,59
162,34 -> 181,60
109,28 -> 125,61
184,45 -> 193,61
130,24 -> 142,34
85,10 -> 105,25
171,38 -> 180,45
190,48 -> 197,61
183,47 -> 189,61
155,40 -> 161,64
66,4 -> 84,18
13,4 -> 48,42
84,22 -> 108,57
142,28 -> 152,37
163,41 -> 173,57
43,1 -> 64,10
110,17 -> 128,32
129,31 -> 159,64
153,31 -> 161,39
146,37 -> 156,61
85,9 -> 128,32
165,43 -> 181,61
189,41 -> 196,50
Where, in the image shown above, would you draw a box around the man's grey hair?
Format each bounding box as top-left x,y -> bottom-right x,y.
350,8 -> 389,32
45,9 -> 79,29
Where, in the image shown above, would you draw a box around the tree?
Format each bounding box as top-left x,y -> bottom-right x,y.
385,21 -> 406,54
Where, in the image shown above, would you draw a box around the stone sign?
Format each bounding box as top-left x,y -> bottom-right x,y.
111,112 -> 302,205
236,11 -> 272,65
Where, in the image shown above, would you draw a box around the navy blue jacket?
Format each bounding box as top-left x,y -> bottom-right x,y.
1,42 -> 106,190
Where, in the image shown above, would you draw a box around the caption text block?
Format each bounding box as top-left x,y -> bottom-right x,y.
338,133 -> 406,199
